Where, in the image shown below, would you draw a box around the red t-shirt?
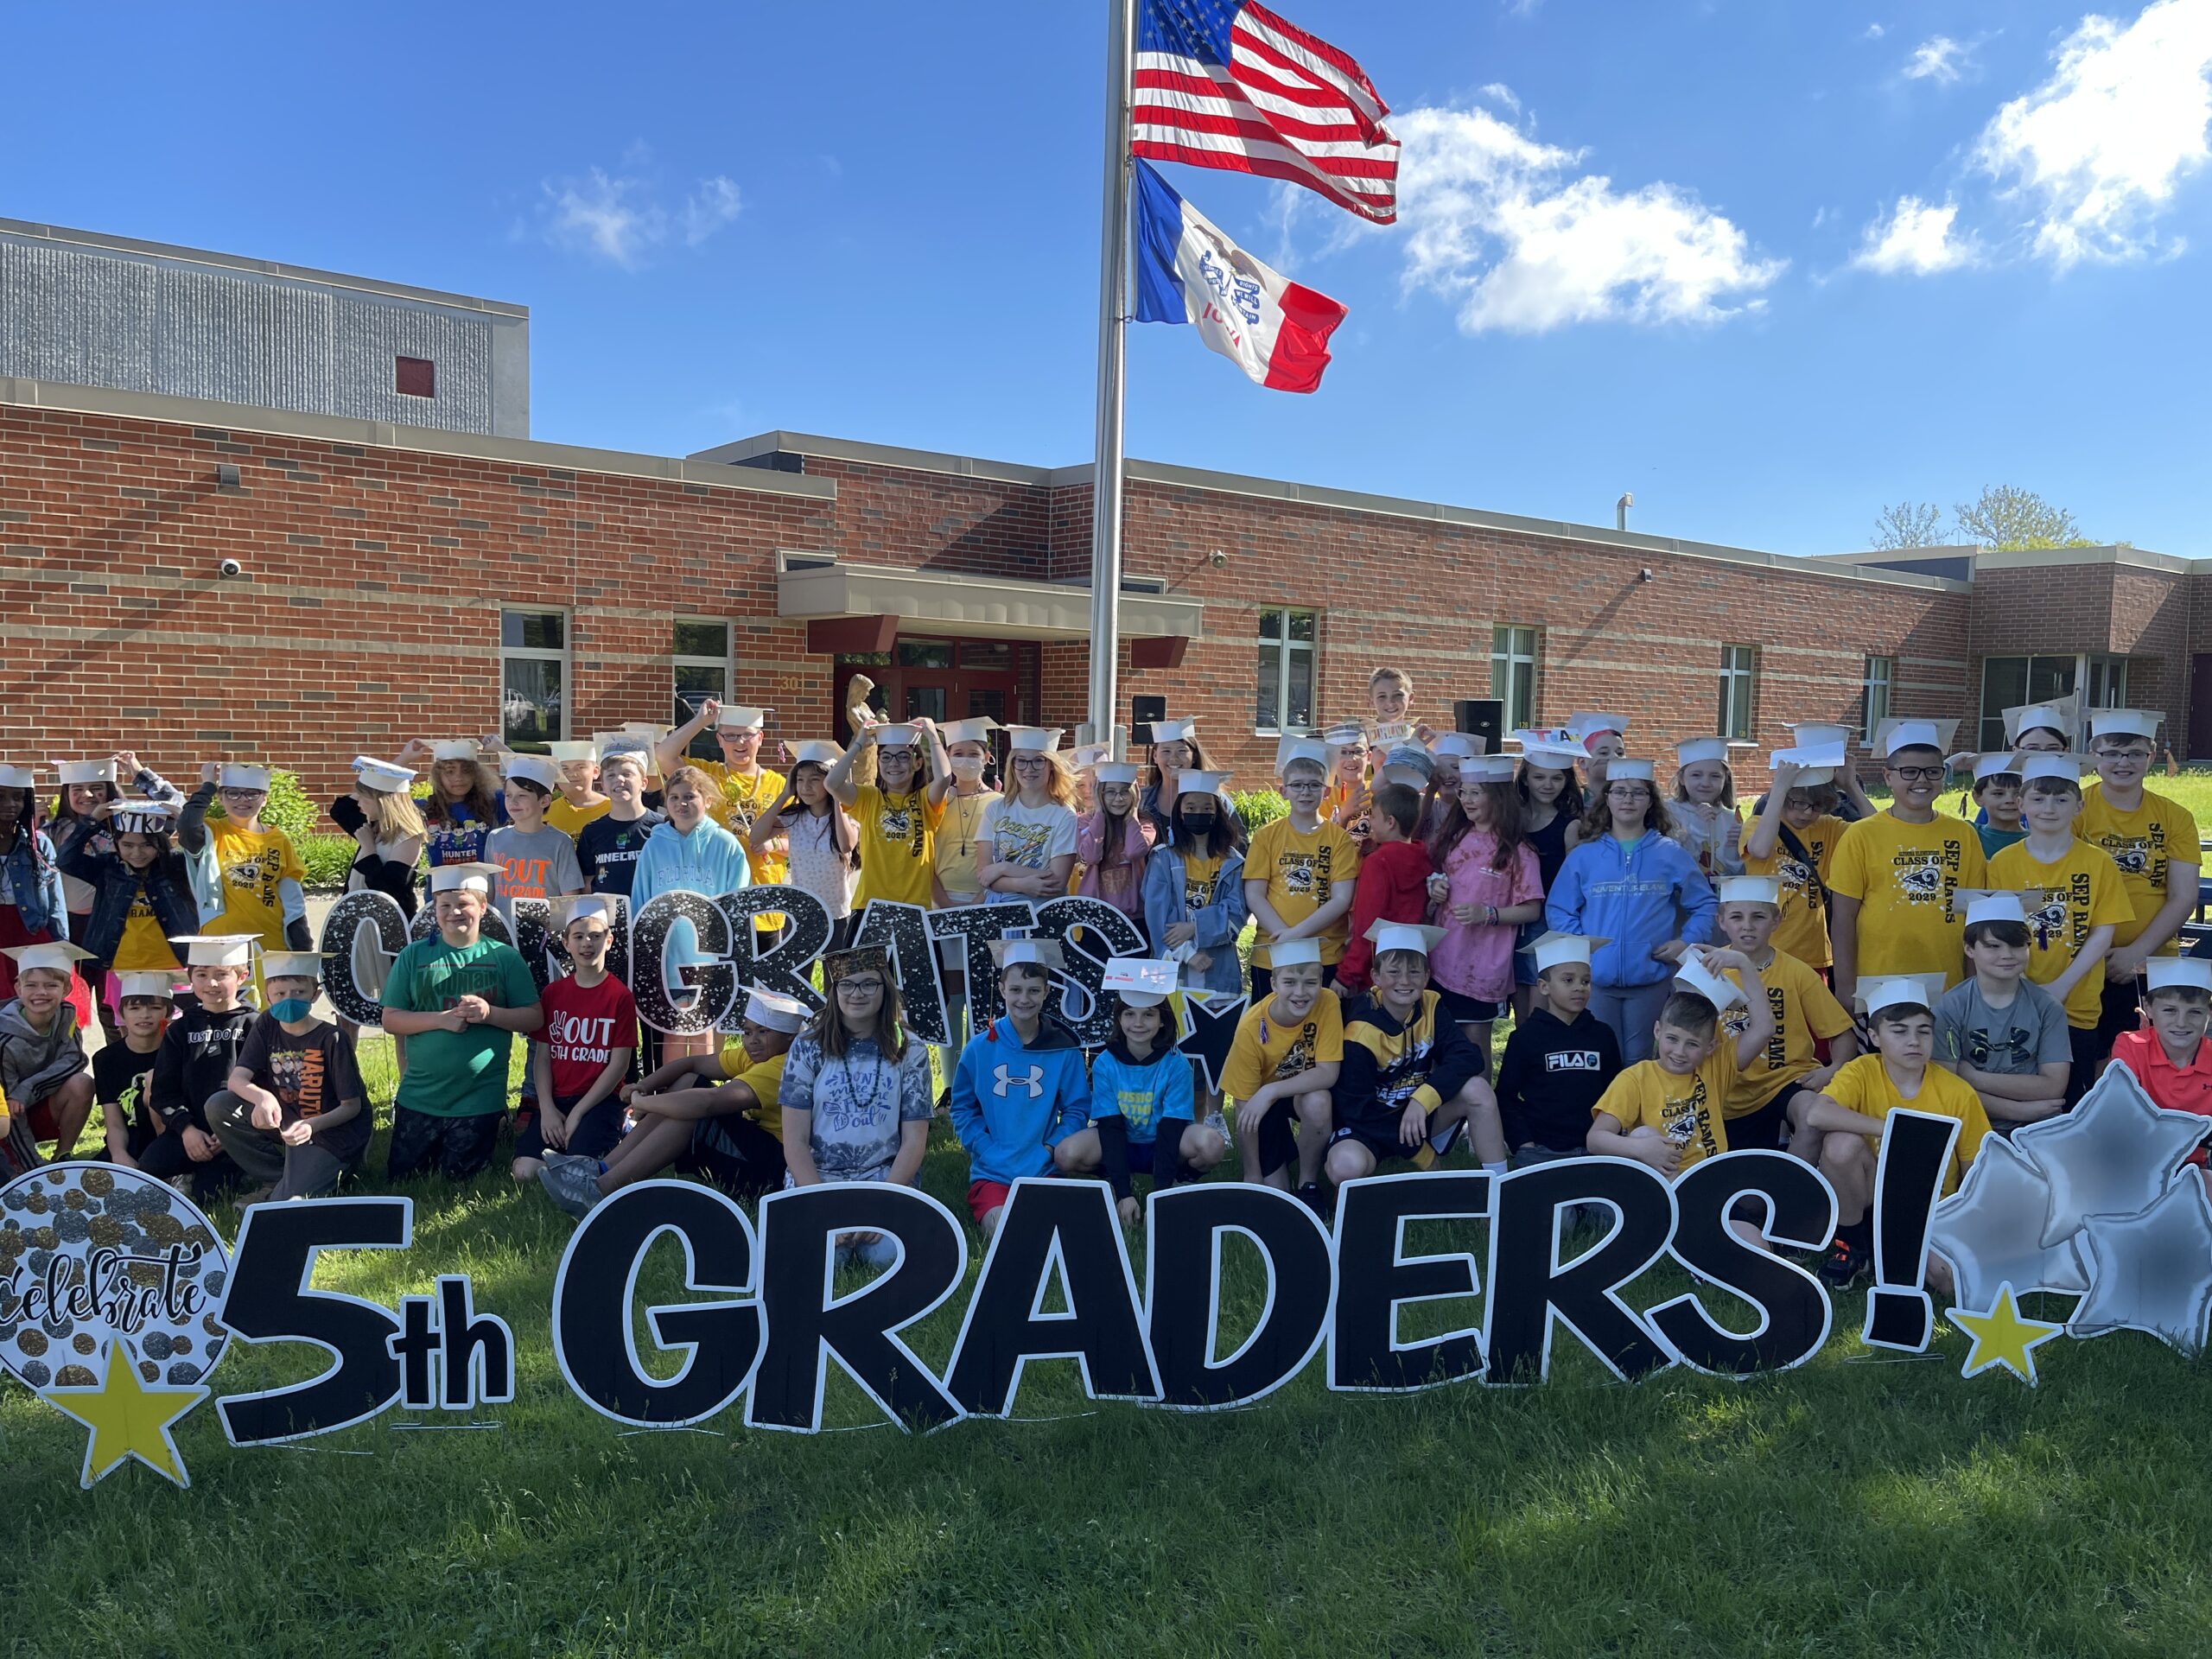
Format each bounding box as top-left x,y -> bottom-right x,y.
1335,838 -> 1437,994
540,972 -> 639,1103
2110,1027 -> 2212,1166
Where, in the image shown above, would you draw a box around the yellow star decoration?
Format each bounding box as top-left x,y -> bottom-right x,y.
1951,1282 -> 2067,1387
40,1339 -> 209,1489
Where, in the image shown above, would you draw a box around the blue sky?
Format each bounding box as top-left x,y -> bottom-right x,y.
7,1 -> 2210,556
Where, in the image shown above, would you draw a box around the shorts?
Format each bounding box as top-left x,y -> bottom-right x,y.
2091,975 -> 2141,1063
1432,985 -> 1504,1027
1249,962 -> 1338,1001
1512,919 -> 1544,988
676,1112 -> 786,1199
1723,1082 -> 1796,1154
967,1179 -> 1014,1226
2066,1023 -> 2109,1108
386,1105 -> 505,1184
1326,1118 -> 1416,1163
513,1093 -> 627,1162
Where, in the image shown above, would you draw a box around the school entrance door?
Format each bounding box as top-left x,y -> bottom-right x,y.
832,637 -> 1039,738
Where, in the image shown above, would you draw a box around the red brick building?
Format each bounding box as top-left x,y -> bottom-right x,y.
2,378 -> 2203,810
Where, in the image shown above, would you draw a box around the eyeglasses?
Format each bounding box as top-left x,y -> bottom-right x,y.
1605,785 -> 1649,798
1282,777 -> 1326,791
2094,747 -> 2152,761
1887,766 -> 1946,783
836,978 -> 885,995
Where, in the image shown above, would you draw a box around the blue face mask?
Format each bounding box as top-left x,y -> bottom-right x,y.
270,997 -> 315,1023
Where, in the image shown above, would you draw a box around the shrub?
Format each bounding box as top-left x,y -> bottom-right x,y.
299,833 -> 362,893
1232,789 -> 1288,833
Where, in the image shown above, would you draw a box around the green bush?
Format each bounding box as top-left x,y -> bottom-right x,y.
1232,788 -> 1288,833
299,832 -> 361,892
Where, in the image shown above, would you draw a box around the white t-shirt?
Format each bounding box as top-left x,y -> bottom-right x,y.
980,797 -> 1077,905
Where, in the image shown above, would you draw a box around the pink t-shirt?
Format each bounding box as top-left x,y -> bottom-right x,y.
1428,831 -> 1542,1003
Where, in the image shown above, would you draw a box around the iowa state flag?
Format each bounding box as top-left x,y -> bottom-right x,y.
1132,160 -> 1347,394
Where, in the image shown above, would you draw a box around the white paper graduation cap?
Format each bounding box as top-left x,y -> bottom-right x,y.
1276,739 -> 1328,776
788,740 -> 842,767
1320,721 -> 1368,749
218,763 -> 271,791
988,937 -> 1068,972
1460,755 -> 1518,785
109,798 -> 176,835
1607,759 -> 1656,783
504,753 -> 561,791
1378,745 -> 1435,789
428,861 -> 501,896
168,933 -> 257,968
1007,727 -> 1065,754
1071,743 -> 1112,772
1769,726 -> 1847,784
2088,709 -> 2163,744
743,988 -> 809,1032
550,894 -> 615,929
1093,762 -> 1141,787
1872,716 -> 1959,759
2018,753 -> 2084,787
430,739 -> 481,763
54,759 -> 117,786
0,764 -> 38,790
1671,950 -> 1746,1013
939,716 -> 999,747
1101,957 -> 1179,1007
1566,712 -> 1627,746
1861,973 -> 1949,1018
113,970 -> 177,1001
1149,717 -> 1198,744
1531,931 -> 1608,973
1268,938 -> 1325,968
2004,699 -> 2077,748
716,705 -> 768,731
0,940 -> 93,975
1365,920 -> 1446,958
1518,740 -> 1587,772
1429,732 -> 1485,760
1961,890 -> 2031,929
2145,958 -> 2212,995
260,950 -> 324,982
1177,769 -> 1231,794
1675,737 -> 1731,767
1971,753 -> 2024,783
620,722 -> 671,744
548,740 -> 600,766
596,739 -> 652,772
873,723 -> 922,749
353,755 -> 418,793
1715,874 -> 1783,908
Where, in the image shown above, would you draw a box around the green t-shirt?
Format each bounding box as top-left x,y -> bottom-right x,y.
382,933 -> 541,1119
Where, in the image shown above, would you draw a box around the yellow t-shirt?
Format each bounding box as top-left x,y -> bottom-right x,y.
851,785 -> 945,910
1220,992 -> 1346,1102
1245,817 -> 1360,968
1826,812 -> 1986,987
698,762 -> 790,887
1744,813 -> 1847,969
2077,785 -> 2201,952
1989,838 -> 2135,1029
546,796 -> 613,839
114,893 -> 183,974
1721,951 -> 1853,1116
1825,1053 -> 1989,1196
1180,851 -> 1224,912
715,1038 -> 791,1142
1592,1047 -> 1739,1173
932,789 -> 998,899
207,823 -> 306,950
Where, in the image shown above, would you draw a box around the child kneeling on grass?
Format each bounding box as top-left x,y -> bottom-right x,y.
1061,958 -> 1223,1225
1712,875 -> 1858,1154
1789,975 -> 1991,1290
0,941 -> 96,1172
1224,938 -> 1342,1205
2107,957 -> 2212,1192
512,897 -> 636,1185
1324,922 -> 1509,1192
207,950 -> 369,1201
950,938 -> 1092,1237
141,934 -> 257,1197
1936,892 -> 2071,1128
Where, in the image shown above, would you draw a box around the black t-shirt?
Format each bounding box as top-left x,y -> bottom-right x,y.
1526,810 -> 1574,894
237,1014 -> 372,1160
1496,1007 -> 1623,1152
149,1001 -> 257,1132
92,1039 -> 162,1148
578,810 -> 664,897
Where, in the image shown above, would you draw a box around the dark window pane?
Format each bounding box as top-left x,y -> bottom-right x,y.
834,651 -> 893,667
960,641 -> 1014,671
897,640 -> 954,668
1288,610 -> 1316,644
1981,656 -> 2029,715
1258,610 -> 1283,642
2028,656 -> 2075,704
504,658 -> 563,747
906,685 -> 947,721
672,620 -> 728,659
1287,646 -> 1314,728
395,356 -> 435,398
674,664 -> 727,760
1257,642 -> 1281,729
969,688 -> 1007,721
502,610 -> 564,650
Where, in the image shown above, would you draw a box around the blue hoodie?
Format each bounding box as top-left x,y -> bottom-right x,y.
1544,830 -> 1717,989
949,1015 -> 1091,1185
632,817 -> 753,906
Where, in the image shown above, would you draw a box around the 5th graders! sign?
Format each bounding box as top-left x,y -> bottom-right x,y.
8,885 -> 2212,1488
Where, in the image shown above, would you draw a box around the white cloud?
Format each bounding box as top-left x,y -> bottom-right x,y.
1812,205 -> 1829,228
1851,194 -> 1979,273
1974,0 -> 2212,267
1866,22 -> 1887,41
1391,99 -> 1784,333
541,166 -> 743,269
1904,35 -> 1972,84
1478,82 -> 1522,115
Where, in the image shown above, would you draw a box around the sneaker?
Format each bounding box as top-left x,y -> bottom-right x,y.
538,1157 -> 604,1220
1296,1181 -> 1329,1222
1202,1109 -> 1231,1147
1818,1236 -> 1867,1289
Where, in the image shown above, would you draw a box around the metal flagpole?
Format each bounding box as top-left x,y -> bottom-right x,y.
1087,0 -> 1135,759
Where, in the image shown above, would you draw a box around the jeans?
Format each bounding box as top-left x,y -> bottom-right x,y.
1591,981 -> 1671,1065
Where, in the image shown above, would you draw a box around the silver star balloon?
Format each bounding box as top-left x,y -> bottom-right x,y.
2067,1176 -> 2212,1353
1928,1135 -> 2089,1312
2013,1065 -> 2211,1248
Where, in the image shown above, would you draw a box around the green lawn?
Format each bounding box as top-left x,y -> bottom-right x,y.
10,1033 -> 2212,1656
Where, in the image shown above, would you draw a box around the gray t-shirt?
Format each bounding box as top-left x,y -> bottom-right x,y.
778,1032 -> 935,1182
486,823 -> 586,927
1937,977 -> 2070,1075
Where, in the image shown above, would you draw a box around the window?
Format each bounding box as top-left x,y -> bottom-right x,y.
499,608 -> 567,750
1491,626 -> 1539,732
1859,655 -> 1894,741
1256,607 -> 1316,734
672,619 -> 732,760
1717,645 -> 1757,740
1977,653 -> 2082,749
2085,652 -> 2129,712
395,356 -> 435,398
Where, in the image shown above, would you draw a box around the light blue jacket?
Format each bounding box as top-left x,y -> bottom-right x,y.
631,817 -> 753,907
1544,830 -> 1717,989
1140,844 -> 1249,995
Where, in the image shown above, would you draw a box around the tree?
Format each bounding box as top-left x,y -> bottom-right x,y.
1870,501 -> 1946,550
1953,486 -> 2096,551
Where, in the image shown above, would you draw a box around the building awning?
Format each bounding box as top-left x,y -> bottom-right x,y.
778,556 -> 1204,661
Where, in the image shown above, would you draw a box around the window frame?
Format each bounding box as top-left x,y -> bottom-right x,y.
499,606 -> 570,752
1717,644 -> 1757,741
1255,605 -> 1318,735
1491,625 -> 1539,732
672,616 -> 734,760
1859,655 -> 1895,741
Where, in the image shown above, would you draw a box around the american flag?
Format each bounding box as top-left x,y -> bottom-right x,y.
1132,0 -> 1400,226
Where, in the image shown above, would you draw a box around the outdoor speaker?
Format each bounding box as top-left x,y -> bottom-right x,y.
1454,699 -> 1505,754
1131,694 -> 1166,747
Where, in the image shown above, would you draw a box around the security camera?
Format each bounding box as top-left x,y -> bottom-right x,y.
218,557 -> 244,579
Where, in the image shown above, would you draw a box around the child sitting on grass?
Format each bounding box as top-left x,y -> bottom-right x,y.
1496,932 -> 1623,1169
1586,946 -> 1774,1179
950,938 -> 1092,1237
2107,957 -> 2212,1188
1223,939 -> 1343,1206
142,934 -> 258,1197
1059,959 -> 1221,1224
1936,892 -> 2071,1128
0,941 -> 95,1172
93,969 -> 173,1167
512,897 -> 636,1185
1712,875 -> 1858,1154
1790,976 -> 1990,1290
207,950 -> 370,1202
